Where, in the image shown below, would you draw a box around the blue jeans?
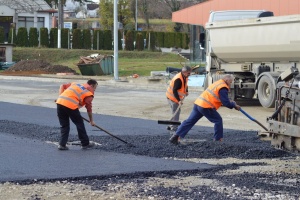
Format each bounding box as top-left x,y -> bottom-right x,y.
176,104 -> 223,140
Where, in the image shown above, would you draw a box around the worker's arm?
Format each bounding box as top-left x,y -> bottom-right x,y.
219,88 -> 240,110
173,78 -> 182,103
84,96 -> 95,126
58,83 -> 71,95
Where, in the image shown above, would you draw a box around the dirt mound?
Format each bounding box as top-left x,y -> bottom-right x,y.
3,60 -> 77,75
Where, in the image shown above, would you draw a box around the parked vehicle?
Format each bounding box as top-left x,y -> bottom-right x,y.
203,11 -> 300,108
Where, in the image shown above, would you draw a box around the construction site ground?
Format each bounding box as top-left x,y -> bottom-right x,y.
0,74 -> 299,199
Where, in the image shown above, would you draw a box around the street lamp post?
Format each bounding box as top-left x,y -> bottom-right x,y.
135,0 -> 137,30
113,0 -> 119,80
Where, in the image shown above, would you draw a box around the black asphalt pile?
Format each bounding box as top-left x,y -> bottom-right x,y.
1,120 -> 300,199
4,60 -> 77,74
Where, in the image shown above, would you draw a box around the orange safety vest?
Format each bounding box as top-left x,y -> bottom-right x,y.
56,83 -> 94,110
166,72 -> 188,103
194,79 -> 229,109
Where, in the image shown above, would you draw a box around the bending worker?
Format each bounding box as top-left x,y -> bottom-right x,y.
166,66 -> 192,132
56,79 -> 98,150
170,74 -> 240,145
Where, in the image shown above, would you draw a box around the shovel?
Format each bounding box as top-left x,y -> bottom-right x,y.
240,108 -> 268,131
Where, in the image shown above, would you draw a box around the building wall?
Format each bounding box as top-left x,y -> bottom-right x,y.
172,0 -> 300,26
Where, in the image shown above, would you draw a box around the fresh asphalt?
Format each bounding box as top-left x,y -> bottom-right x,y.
0,77 -> 214,182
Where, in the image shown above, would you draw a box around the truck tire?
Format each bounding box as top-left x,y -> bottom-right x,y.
257,76 -> 276,108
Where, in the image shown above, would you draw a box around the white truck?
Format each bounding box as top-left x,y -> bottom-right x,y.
203,11 -> 300,108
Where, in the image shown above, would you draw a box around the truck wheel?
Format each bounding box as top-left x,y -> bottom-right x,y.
257,76 -> 276,108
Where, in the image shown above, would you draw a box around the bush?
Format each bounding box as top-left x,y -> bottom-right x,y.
0,26 -> 4,43
93,30 -> 104,50
72,29 -> 83,49
29,27 -> 39,47
40,28 -> 49,47
174,32 -> 182,48
135,32 -> 144,51
8,28 -> 17,44
16,27 -> 28,47
118,30 -> 122,50
182,32 -> 189,49
125,30 -> 134,51
156,32 -> 164,48
103,30 -> 112,50
61,28 -> 69,49
146,31 -> 156,51
49,28 -> 58,48
83,29 -> 92,49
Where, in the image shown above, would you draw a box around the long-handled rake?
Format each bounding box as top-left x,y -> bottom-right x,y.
82,117 -> 135,147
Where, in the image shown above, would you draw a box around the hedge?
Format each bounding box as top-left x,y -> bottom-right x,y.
72,29 -> 83,49
103,30 -> 112,50
49,28 -> 58,48
40,28 -> 49,47
61,28 -> 69,49
9,27 -> 190,51
0,27 -> 4,43
16,27 -> 28,47
93,30 -> 104,50
8,28 -> 17,44
83,29 -> 91,49
135,32 -> 144,51
29,27 -> 39,47
125,30 -> 134,51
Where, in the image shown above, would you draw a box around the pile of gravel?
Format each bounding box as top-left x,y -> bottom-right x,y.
5,60 -> 77,74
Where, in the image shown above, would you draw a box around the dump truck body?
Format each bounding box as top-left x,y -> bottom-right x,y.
204,12 -> 300,108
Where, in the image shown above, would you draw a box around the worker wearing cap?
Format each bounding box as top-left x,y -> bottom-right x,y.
166,66 -> 192,132
56,79 -> 98,150
170,74 -> 241,144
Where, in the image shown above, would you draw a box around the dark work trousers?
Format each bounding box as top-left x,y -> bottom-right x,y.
176,104 -> 223,140
57,104 -> 89,146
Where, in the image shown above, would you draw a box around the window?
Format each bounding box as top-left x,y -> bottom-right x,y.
18,17 -> 44,31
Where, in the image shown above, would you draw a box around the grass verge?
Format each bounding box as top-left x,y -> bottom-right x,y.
13,47 -> 188,77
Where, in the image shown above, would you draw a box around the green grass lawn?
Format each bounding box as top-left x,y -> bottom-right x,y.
13,47 -> 188,77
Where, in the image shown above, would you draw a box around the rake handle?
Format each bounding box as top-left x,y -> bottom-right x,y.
240,108 -> 268,131
82,117 -> 134,147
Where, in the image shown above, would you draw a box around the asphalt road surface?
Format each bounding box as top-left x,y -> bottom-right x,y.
0,75 -> 299,200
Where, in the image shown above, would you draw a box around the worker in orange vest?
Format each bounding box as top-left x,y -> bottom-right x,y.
170,74 -> 240,145
56,79 -> 98,150
166,66 -> 192,133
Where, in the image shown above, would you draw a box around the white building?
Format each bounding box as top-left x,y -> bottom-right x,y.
0,0 -> 55,41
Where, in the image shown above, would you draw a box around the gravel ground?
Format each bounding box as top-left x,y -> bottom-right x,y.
0,120 -> 299,199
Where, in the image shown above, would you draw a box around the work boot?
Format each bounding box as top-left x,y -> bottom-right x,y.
81,141 -> 95,150
166,126 -> 171,131
214,138 -> 223,142
58,145 -> 69,150
169,134 -> 179,145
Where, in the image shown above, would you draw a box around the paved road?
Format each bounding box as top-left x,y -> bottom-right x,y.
0,75 -> 274,182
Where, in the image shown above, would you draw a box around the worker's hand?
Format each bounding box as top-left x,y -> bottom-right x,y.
234,104 -> 241,111
90,120 -> 96,126
178,100 -> 183,105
